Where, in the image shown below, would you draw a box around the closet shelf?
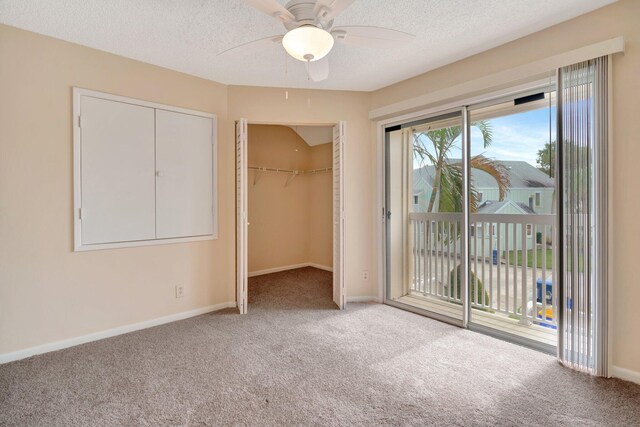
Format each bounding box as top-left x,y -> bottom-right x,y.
248,166 -> 332,174
248,166 -> 332,187
305,167 -> 332,174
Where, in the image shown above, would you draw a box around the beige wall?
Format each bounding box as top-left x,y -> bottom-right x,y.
228,86 -> 375,299
371,0 -> 640,374
307,143 -> 334,268
0,25 -> 376,357
0,24 -> 235,355
247,124 -> 332,273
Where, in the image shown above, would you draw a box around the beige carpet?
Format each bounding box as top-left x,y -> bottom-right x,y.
1,267 -> 639,426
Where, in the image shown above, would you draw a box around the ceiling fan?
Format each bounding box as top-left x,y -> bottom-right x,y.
218,0 -> 415,81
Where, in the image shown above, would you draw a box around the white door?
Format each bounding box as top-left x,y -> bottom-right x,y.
236,119 -> 249,314
155,110 -> 214,239
80,96 -> 156,245
333,121 -> 346,309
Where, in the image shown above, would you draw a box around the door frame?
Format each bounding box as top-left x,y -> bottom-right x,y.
375,78 -> 553,308
380,107 -> 469,327
377,80 -> 565,355
236,119 -> 346,312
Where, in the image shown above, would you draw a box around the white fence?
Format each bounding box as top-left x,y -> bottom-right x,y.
408,212 -> 557,328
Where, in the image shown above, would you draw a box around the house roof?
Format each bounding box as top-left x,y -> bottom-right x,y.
475,161 -> 554,188
476,200 -> 536,214
413,160 -> 554,190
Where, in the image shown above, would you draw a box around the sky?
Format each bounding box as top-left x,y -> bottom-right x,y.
414,105 -> 556,168
470,106 -> 556,166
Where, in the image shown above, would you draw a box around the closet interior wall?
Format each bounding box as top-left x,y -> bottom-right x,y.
248,125 -> 333,275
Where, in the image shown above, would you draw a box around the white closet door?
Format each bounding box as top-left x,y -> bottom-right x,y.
155,110 -> 214,239
80,96 -> 156,245
236,119 -> 249,314
333,121 -> 346,309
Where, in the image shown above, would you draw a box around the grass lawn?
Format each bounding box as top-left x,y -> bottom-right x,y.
506,248 -> 553,269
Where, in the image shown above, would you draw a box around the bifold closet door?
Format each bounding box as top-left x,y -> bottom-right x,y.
80,96 -> 156,245
155,110 -> 214,239
236,118 -> 249,314
333,121 -> 346,309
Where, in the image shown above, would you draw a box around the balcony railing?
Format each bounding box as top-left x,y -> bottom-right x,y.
408,212 -> 557,329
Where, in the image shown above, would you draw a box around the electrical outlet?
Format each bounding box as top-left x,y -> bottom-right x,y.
175,285 -> 184,299
362,271 -> 369,281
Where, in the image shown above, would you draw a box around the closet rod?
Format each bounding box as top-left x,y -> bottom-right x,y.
248,166 -> 332,175
249,166 -> 332,187
305,167 -> 332,174
248,166 -> 300,174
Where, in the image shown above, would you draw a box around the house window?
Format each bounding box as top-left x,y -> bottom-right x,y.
470,225 -> 475,237
413,195 -> 419,205
535,192 -> 541,207
526,224 -> 532,236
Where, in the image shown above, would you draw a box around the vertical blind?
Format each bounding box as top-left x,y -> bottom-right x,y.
557,56 -> 608,375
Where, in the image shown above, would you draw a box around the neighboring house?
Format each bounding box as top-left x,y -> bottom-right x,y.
412,160 -> 555,214
471,200 -> 541,258
476,199 -> 536,215
412,160 -> 555,259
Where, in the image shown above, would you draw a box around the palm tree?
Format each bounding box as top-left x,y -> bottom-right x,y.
413,121 -> 511,213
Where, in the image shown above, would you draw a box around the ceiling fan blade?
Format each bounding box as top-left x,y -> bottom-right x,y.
306,57 -> 329,82
331,26 -> 415,48
243,0 -> 295,22
217,35 -> 284,57
314,0 -> 356,22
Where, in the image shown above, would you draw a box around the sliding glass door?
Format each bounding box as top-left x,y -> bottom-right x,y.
385,110 -> 466,324
384,87 -> 558,351
467,90 -> 557,352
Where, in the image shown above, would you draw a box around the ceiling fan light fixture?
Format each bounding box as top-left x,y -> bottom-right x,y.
282,25 -> 334,62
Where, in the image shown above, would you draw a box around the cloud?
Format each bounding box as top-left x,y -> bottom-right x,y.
411,107 -> 555,168
470,112 -> 554,166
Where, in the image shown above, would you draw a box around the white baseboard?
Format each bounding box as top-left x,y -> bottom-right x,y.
347,296 -> 382,303
307,263 -> 333,272
249,262 -> 333,277
0,301 -> 236,365
611,365 -> 640,385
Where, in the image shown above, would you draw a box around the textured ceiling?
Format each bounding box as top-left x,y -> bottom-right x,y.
0,0 -> 616,91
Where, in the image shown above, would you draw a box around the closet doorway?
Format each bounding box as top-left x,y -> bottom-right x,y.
236,120 -> 345,313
